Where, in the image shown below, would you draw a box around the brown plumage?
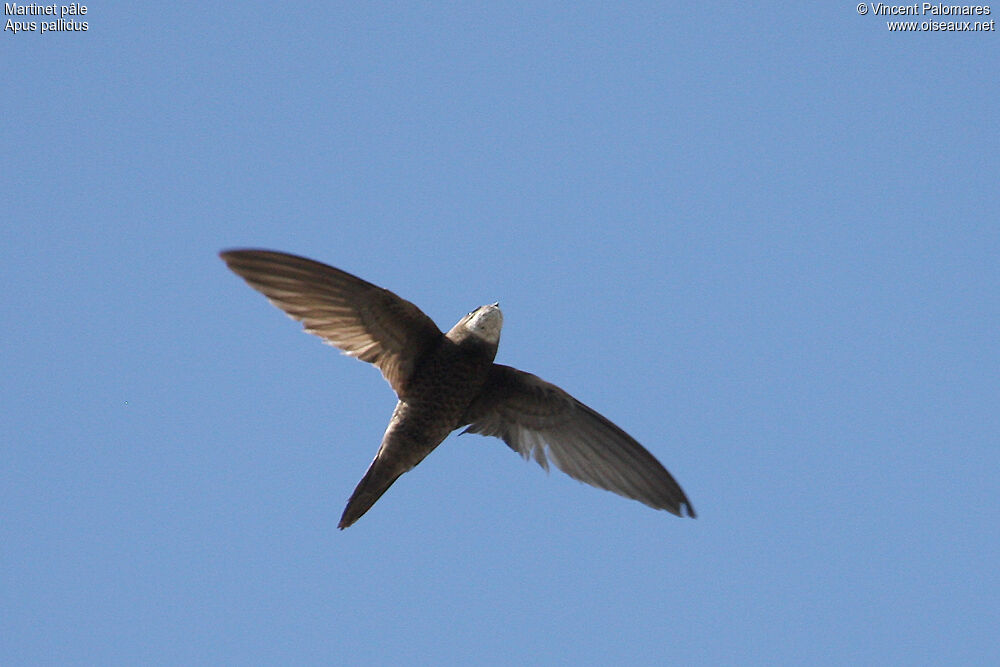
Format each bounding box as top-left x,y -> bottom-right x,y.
221,249 -> 695,528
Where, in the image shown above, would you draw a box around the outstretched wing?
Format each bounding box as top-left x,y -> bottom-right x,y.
462,364 -> 695,518
220,249 -> 442,396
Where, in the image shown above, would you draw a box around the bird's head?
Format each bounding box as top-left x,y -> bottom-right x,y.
460,302 -> 503,345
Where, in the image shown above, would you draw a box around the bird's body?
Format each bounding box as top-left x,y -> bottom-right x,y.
341,313 -> 500,528
221,249 -> 695,528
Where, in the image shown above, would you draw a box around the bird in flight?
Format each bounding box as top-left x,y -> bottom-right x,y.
220,250 -> 695,528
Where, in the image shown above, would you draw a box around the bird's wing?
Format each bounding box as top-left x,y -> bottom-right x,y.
462,364 -> 695,517
220,249 -> 442,396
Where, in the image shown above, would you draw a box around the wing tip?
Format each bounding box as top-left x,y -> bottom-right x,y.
219,247 -> 257,261
668,492 -> 696,519
682,500 -> 697,519
659,495 -> 696,519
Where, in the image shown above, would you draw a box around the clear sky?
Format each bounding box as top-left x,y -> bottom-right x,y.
3,4 -> 998,665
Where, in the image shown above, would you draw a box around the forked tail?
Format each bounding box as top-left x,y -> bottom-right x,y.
338,458 -> 403,529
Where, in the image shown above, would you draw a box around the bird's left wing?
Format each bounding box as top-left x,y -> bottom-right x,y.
462,364 -> 695,518
220,249 -> 443,396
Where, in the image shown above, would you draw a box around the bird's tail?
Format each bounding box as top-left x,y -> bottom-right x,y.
338,457 -> 403,529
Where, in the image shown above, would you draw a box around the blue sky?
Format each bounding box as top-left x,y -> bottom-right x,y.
3,3 -> 998,665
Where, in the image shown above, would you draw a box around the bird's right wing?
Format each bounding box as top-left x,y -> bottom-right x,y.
220,249 -> 443,396
462,364 -> 695,518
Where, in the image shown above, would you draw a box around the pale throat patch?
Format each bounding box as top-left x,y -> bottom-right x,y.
464,304 -> 503,343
